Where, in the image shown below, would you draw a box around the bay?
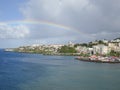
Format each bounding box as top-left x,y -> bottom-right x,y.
0,49 -> 120,90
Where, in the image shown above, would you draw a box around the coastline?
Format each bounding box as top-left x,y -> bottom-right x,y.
75,56 -> 120,63
4,49 -> 120,64
4,49 -> 81,56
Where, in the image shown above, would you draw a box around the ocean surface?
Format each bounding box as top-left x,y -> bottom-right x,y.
0,49 -> 120,90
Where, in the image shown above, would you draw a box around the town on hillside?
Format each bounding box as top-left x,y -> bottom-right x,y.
6,37 -> 120,57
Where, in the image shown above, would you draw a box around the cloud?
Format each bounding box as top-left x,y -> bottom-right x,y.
20,0 -> 120,43
0,24 -> 29,39
20,0 -> 91,22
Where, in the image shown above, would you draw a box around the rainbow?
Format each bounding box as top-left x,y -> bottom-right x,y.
1,20 -> 83,34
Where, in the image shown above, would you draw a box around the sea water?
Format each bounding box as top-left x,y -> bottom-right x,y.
0,49 -> 120,90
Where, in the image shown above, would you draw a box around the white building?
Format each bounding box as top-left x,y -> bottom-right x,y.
93,44 -> 110,55
111,38 -> 120,43
32,44 -> 41,47
87,48 -> 94,55
102,39 -> 108,43
108,42 -> 120,52
68,41 -> 74,47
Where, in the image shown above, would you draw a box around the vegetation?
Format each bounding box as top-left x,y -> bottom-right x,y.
74,43 -> 81,47
58,45 -> 77,53
114,37 -> 120,40
80,43 -> 88,47
108,50 -> 120,57
74,43 -> 94,48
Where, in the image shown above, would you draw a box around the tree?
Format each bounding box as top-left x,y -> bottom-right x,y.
58,45 -> 77,53
109,50 -> 120,57
74,44 -> 81,47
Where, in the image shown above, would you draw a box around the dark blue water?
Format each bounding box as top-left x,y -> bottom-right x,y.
0,49 -> 120,90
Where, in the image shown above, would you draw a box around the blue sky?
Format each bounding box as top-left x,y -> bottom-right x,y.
0,0 -> 120,48
0,0 -> 25,21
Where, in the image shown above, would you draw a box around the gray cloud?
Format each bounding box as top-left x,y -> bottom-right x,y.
20,0 -> 120,43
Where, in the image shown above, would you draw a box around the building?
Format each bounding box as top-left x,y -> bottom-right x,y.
108,42 -> 120,52
75,46 -> 88,54
102,39 -> 108,44
93,44 -> 110,55
87,48 -> 94,55
68,41 -> 74,47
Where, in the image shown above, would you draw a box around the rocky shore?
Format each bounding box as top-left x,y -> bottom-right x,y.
75,55 -> 120,63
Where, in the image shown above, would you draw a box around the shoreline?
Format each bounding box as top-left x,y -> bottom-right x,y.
4,50 -> 81,56
75,56 -> 120,63
4,49 -> 120,63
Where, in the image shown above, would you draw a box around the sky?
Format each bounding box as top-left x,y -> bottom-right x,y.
0,0 -> 120,48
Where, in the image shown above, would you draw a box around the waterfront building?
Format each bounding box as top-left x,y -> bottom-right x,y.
87,48 -> 94,55
93,44 -> 110,55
